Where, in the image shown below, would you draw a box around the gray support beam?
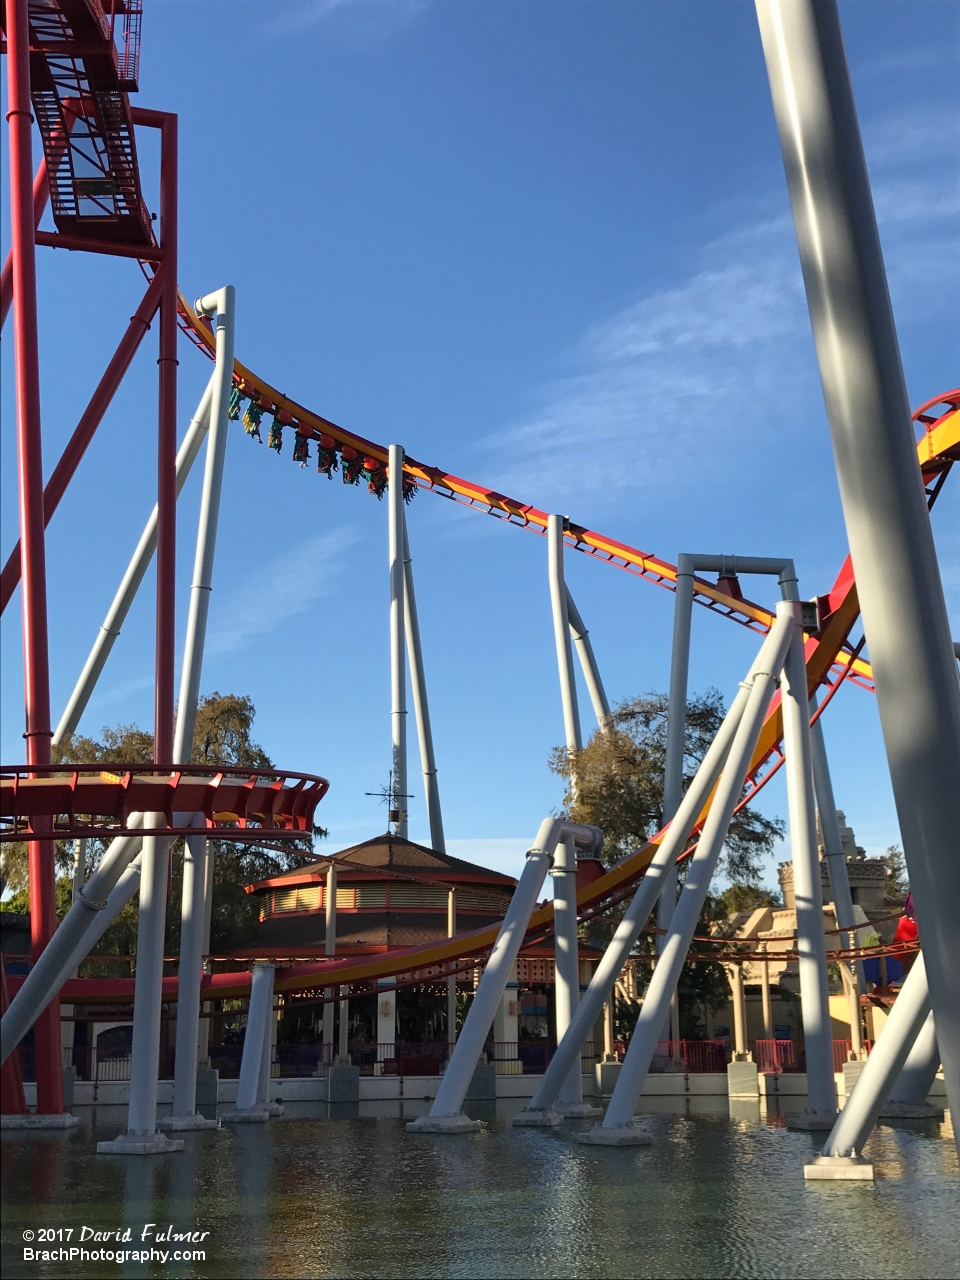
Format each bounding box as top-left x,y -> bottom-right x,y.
564,588 -> 611,733
756,0 -> 960,1140
806,954 -> 930,1178
548,517 -> 582,770
403,513 -> 445,853
581,609 -> 795,1142
782,617 -> 837,1124
388,445 -> 408,838
884,1010 -> 940,1113
409,819 -> 602,1133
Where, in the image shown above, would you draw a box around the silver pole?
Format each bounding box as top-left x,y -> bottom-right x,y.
594,611 -> 794,1137
818,954 -> 930,1162
564,588 -> 611,733
781,613 -> 837,1123
388,444 -> 408,838
885,1009 -> 940,1112
810,702 -> 864,1055
235,963 -> 275,1112
322,864 -> 337,1060
173,288 -> 235,763
169,287 -> 235,1127
552,837 -> 593,1114
410,820 -> 602,1132
1,819 -> 145,1063
447,888 -> 457,1048
256,966 -> 277,1107
98,816 -> 178,1150
516,657 -> 757,1122
403,512 -> 445,853
756,0 -> 960,1137
547,516 -> 582,775
53,378 -> 215,747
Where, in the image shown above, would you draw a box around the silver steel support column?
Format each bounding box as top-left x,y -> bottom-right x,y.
548,516 -> 582,772
338,986 -> 350,1062
659,554 -> 798,1035
322,864 -> 337,1058
587,612 -> 794,1140
810,711 -> 858,956
409,819 -> 602,1133
403,513 -> 444,853
167,288 -> 235,1129
885,1010 -> 940,1111
757,0 -> 960,1139
807,954 -> 930,1177
564,588 -> 611,733
173,288 -> 235,761
516,648 -> 761,1124
447,888 -> 457,1048
98,817 -> 182,1153
166,830 -> 215,1129
1,819 -> 145,1063
53,378 -> 215,747
388,445 -> 408,838
782,612 -> 837,1124
552,838 -> 597,1115
235,963 -> 275,1113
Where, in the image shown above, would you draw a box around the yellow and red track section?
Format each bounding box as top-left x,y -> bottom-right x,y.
30,298 -> 960,1006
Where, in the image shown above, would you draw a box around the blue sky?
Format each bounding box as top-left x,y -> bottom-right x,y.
2,1 -> 957,890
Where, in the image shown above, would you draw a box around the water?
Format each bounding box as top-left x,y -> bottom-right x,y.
2,1101 -> 957,1279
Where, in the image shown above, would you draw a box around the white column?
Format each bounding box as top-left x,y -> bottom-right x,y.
411,819 -> 599,1131
547,516 -> 582,784
388,444 -> 408,838
167,828 -> 215,1128
552,838 -> 592,1113
594,612 -> 793,1138
235,963 -> 275,1112
728,965 -> 750,1061
810,954 -> 931,1174
322,865 -> 336,1061
781,610 -> 837,1124
338,986 -> 350,1063
97,818 -> 182,1153
447,889 -> 457,1049
403,512 -> 445,853
756,0 -> 960,1146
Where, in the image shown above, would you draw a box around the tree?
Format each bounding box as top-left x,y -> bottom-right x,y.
881,843 -> 909,901
8,693 -> 317,958
550,689 -> 785,883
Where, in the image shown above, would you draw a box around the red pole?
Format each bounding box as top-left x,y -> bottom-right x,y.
0,271 -> 165,615
5,0 -> 63,1114
155,112 -> 178,763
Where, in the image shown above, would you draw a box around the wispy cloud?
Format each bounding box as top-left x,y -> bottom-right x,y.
482,105 -> 958,504
261,0 -> 430,45
206,527 -> 361,655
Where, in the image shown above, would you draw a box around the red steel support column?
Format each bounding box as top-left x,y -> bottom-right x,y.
0,271 -> 165,614
5,0 -> 62,1114
155,113 -> 178,763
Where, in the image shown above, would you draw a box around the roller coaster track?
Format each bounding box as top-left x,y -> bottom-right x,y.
7,6 -> 957,1007
46,298 -> 956,1005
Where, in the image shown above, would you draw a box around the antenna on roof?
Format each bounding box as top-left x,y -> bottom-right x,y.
365,770 -> 414,834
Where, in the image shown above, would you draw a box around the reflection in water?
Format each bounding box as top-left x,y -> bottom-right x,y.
1,1103 -> 956,1279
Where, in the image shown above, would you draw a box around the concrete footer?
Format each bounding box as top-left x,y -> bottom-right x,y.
512,1108 -> 562,1127
787,1111 -> 837,1130
804,1155 -> 874,1181
97,1131 -> 184,1155
877,1102 -> 943,1120
1,1112 -> 79,1130
219,1107 -> 271,1124
407,1112 -> 481,1134
576,1122 -> 653,1146
159,1113 -> 218,1132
